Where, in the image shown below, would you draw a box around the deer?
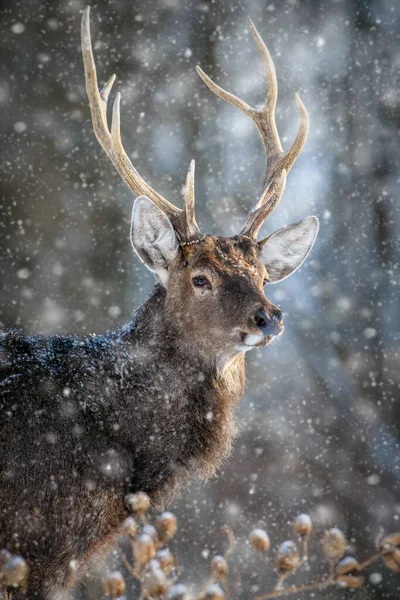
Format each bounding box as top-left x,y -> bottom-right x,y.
0,6 -> 318,599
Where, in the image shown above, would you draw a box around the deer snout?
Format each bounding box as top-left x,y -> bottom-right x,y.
254,308 -> 284,337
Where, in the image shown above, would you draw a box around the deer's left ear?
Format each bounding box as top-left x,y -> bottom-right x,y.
259,216 -> 319,283
130,196 -> 179,286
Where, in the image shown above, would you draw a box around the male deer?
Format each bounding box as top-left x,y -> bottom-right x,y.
0,7 -> 318,599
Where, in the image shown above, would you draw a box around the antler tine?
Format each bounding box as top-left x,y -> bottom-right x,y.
81,6 -> 201,240
183,160 -> 200,239
195,66 -> 255,119
196,19 -> 309,239
240,170 -> 287,239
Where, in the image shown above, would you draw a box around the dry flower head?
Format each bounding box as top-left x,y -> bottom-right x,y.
322,528 -> 347,563
249,529 -> 271,553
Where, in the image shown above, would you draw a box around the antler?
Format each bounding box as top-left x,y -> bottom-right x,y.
81,6 -> 201,241
196,19 -> 309,240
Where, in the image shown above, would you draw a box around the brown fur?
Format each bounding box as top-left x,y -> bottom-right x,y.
0,235 -> 283,599
166,236 -> 279,363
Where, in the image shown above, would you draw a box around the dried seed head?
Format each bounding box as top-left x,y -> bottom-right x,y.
122,516 -> 137,537
275,541 -> 299,574
204,583 -> 226,600
322,528 -> 347,563
143,524 -> 159,544
133,533 -> 156,565
155,512 -> 178,543
335,574 -> 365,589
378,532 -> 400,572
156,548 -> 175,574
249,528 -> 271,553
103,571 -> 126,597
293,513 -> 313,538
125,491 -> 151,514
379,532 -> 400,553
143,560 -> 167,596
168,583 -> 190,599
211,554 -> 229,578
334,559 -> 365,591
383,548 -> 400,573
335,556 -> 360,577
0,555 -> 29,589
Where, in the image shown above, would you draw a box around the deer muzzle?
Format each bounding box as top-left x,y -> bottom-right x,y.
254,308 -> 284,338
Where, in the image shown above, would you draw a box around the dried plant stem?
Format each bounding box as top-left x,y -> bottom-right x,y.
358,551 -> 382,571
221,574 -> 230,597
118,548 -> 141,581
230,567 -> 242,598
139,514 -> 148,526
195,574 -> 217,599
253,577 -> 334,599
252,547 -> 389,600
302,540 -> 308,561
213,525 -> 238,599
223,525 -> 236,559
327,559 -> 334,579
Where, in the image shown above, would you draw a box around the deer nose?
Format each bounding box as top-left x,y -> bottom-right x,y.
254,308 -> 284,336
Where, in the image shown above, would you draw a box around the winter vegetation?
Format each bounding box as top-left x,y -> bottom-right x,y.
0,0 -> 399,598
1,493 -> 400,598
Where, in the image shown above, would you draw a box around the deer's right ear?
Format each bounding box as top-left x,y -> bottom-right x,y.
130,196 -> 179,286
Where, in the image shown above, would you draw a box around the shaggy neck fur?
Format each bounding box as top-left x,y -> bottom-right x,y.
1,285 -> 246,506
106,285 -> 246,498
0,285 -> 246,599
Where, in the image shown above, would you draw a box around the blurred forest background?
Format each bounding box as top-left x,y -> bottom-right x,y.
0,0 -> 399,598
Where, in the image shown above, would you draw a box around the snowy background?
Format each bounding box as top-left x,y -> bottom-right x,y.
1,0 -> 399,598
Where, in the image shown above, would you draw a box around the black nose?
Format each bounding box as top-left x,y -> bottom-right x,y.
254,308 -> 284,336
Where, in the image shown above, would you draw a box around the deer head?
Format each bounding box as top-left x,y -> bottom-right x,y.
81,7 -> 318,361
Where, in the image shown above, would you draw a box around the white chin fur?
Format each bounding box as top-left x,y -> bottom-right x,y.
242,333 -> 264,347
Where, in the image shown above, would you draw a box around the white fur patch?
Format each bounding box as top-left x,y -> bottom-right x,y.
242,333 -> 264,347
153,267 -> 169,287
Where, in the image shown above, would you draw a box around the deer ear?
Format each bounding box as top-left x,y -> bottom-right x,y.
259,216 -> 319,283
130,196 -> 179,286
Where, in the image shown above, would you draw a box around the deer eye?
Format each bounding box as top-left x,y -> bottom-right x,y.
192,275 -> 210,288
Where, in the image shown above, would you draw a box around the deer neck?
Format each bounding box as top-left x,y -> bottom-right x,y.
57,285 -> 246,501
125,285 -> 246,386
123,286 -> 246,487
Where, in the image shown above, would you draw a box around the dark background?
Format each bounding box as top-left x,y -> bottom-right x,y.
1,0 -> 399,598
